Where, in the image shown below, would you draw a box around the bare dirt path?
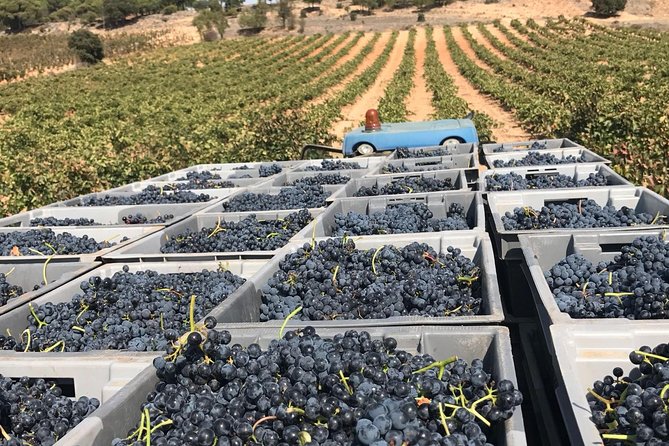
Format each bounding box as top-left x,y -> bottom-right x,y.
302,34 -> 341,60
501,19 -> 535,44
311,33 -> 373,85
405,27 -> 435,121
434,27 -> 528,142
310,32 -> 391,107
485,23 -> 519,49
467,25 -> 508,61
450,26 -> 492,72
330,29 -> 409,141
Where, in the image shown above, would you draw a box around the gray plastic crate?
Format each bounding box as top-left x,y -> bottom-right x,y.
519,230 -> 669,329
388,143 -> 478,159
208,232 -> 503,327
294,158 -> 384,172
371,153 -> 479,175
62,325 -> 526,446
487,186 -> 669,260
263,170 -> 368,187
484,147 -> 610,169
327,169 -> 471,201
0,203 -> 203,228
43,188 -> 231,209
0,226 -> 159,263
0,261 -> 99,315
481,138 -> 583,155
306,191 -> 484,238
103,209 -> 322,262
0,260 -> 268,345
106,177 -> 261,194
549,323 -> 669,446
479,164 -> 632,192
200,184 -> 343,214
148,161 -> 302,182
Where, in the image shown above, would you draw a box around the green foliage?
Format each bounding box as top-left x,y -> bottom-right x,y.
161,4 -> 177,13
101,0 -> 136,25
378,28 -> 415,122
277,0 -> 292,28
416,12 -> 424,22
192,8 -> 228,39
591,0 -> 626,16
67,28 -> 104,63
237,2 -> 267,29
0,0 -> 47,32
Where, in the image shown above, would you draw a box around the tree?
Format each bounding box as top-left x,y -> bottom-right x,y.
591,0 -> 626,16
68,28 -> 104,64
101,0 -> 136,25
277,0 -> 292,28
0,0 -> 47,32
222,0 -> 241,11
192,8 -> 227,39
303,0 -> 318,8
237,1 -> 266,29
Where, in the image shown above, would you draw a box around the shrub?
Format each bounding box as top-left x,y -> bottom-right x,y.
417,12 -> 424,21
349,11 -> 356,20
193,9 -> 229,39
591,0 -> 626,16
161,5 -> 178,14
67,29 -> 104,64
335,1 -> 343,7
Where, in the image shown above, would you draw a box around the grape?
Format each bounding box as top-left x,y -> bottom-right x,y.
485,171 -> 608,191
491,152 -> 587,168
354,177 -> 457,197
395,147 -> 461,158
0,273 -> 24,307
222,185 -> 330,212
76,186 -> 211,206
304,160 -> 363,171
492,141 -> 548,153
286,173 -> 351,187
28,213 -> 174,226
0,229 -> 121,256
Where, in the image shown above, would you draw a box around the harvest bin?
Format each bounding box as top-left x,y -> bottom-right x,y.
0,203 -> 204,228
478,164 -> 632,193
102,209 -> 322,262
0,261 -> 99,315
387,143 -> 478,159
148,161 -> 303,182
0,226 -> 160,263
306,191 -> 485,238
326,169 -> 471,201
208,232 -> 504,327
370,153 -> 479,175
60,325 -> 527,446
519,229 -> 669,330
486,186 -> 669,260
294,158 -> 384,172
106,177 -> 262,193
549,324 -> 669,446
481,138 -> 583,155
42,188 -> 232,209
483,147 -> 610,169
0,260 -> 268,346
262,170 -> 369,187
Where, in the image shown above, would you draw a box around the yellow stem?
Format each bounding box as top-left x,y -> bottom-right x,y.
29,303 -> 47,328
635,350 -> 669,362
189,295 -> 196,332
279,306 -> 302,338
42,255 -> 54,285
42,340 -> 65,352
21,329 -> 31,353
438,403 -> 450,436
4,267 -> 15,277
371,245 -> 384,275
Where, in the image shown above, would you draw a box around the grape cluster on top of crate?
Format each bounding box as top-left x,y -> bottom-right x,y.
0,140 -> 665,446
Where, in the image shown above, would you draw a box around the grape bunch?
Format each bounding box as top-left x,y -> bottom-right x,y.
492,141 -> 547,153
0,229 -> 120,256
29,217 -> 98,227
0,267 -> 246,352
354,177 -> 457,197
381,163 -> 453,174
78,186 -> 212,206
396,147 -> 456,159
260,238 -> 482,321
0,273 -> 24,307
544,235 -> 669,319
501,200 -> 664,231
286,174 -> 351,187
163,181 -> 236,191
332,203 -> 469,236
162,210 -> 312,253
485,171 -> 608,191
491,152 -> 586,168
304,160 -> 363,171
122,214 -> 175,224
0,375 -> 99,446
222,185 -> 331,212
587,342 -> 669,444
230,164 -> 282,178
177,171 -> 223,182
112,323 -> 522,446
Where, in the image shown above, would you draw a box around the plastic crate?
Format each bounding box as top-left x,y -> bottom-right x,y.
62,325 -> 526,446
208,232 -> 503,327
105,177 -> 261,194
481,139 -> 583,155
478,164 -> 632,192
0,226 -> 160,263
262,170 -> 368,187
519,230 -> 669,329
388,143 -> 478,159
549,324 -> 669,446
327,169 -> 471,201
0,260 -> 268,346
0,261 -> 99,315
148,161 -> 302,182
306,191 -> 484,238
0,203 -> 203,228
487,186 -> 669,260
294,158 -> 385,172
483,148 -> 610,169
43,188 -> 231,209
200,184 -> 343,214
103,209 -> 322,262
371,153 -> 479,175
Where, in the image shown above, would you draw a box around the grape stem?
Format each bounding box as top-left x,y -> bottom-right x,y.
278,306 -> 302,338
0,425 -> 11,440
372,245 -> 384,275
634,350 -> 669,362
29,303 -> 47,328
412,356 -> 458,380
437,403 -> 450,436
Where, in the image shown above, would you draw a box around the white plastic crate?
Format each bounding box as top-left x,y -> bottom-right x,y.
481,138 -> 583,155
484,147 -> 610,169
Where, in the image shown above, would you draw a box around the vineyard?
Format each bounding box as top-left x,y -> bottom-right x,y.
1,18 -> 669,216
